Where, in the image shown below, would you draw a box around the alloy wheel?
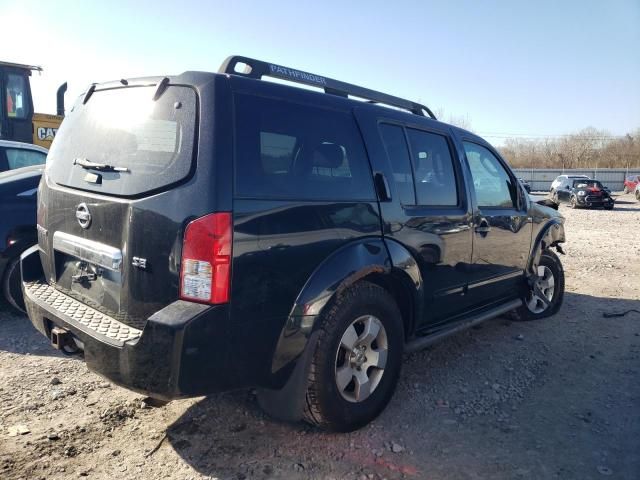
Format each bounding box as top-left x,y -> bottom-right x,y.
526,265 -> 555,314
334,315 -> 388,403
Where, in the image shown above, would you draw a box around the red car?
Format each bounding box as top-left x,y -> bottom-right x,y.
623,175 -> 640,194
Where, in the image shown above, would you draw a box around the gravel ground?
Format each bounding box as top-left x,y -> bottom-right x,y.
1,195 -> 639,480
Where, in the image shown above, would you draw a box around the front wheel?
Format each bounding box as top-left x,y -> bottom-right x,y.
570,196 -> 578,208
511,250 -> 564,321
636,190 -> 640,202
303,282 -> 403,431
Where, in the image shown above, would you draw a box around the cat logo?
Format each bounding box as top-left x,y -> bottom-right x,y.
37,127 -> 58,141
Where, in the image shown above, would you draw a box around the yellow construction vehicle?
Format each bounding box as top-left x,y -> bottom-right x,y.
1,61 -> 66,149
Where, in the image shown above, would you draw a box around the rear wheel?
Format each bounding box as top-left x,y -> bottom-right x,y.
511,250 -> 564,321
2,256 -> 26,313
303,282 -> 403,431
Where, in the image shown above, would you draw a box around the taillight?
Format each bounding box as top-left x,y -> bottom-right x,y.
180,212 -> 232,304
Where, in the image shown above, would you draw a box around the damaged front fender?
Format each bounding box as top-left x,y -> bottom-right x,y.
528,212 -> 565,276
528,200 -> 566,275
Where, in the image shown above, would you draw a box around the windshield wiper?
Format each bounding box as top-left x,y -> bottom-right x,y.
73,158 -> 130,173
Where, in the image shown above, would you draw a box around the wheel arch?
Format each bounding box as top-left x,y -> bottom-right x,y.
257,237 -> 423,422
528,218 -> 565,274
272,237 -> 423,374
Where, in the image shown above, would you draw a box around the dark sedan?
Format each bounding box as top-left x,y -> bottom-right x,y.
556,179 -> 614,210
0,165 -> 42,311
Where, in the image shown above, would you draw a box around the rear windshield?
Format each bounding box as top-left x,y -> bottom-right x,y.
47,85 -> 197,196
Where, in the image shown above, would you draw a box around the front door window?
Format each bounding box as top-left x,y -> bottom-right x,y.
463,142 -> 517,208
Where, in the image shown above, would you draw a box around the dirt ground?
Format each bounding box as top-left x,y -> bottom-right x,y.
1,194 -> 639,480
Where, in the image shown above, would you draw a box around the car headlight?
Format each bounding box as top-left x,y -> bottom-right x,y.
577,191 -> 586,196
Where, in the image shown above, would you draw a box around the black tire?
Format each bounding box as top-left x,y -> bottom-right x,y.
511,249 -> 564,321
636,190 -> 640,202
2,256 -> 26,313
570,196 -> 578,209
303,281 -> 403,432
604,204 -> 614,210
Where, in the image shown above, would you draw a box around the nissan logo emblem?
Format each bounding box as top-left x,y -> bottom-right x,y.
76,203 -> 92,229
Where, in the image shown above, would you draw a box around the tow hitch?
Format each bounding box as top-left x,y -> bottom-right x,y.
50,326 -> 82,355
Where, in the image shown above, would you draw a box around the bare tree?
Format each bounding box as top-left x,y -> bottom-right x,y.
433,107 -> 473,131
498,127 -> 640,169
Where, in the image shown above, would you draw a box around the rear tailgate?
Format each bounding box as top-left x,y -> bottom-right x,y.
37,80 -> 210,327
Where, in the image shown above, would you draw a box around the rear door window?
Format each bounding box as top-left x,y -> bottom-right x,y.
406,129 -> 458,206
378,123 -> 415,205
6,148 -> 46,169
234,94 -> 374,201
46,85 -> 197,197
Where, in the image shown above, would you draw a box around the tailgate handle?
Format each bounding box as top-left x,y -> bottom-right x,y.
53,232 -> 122,272
72,273 -> 97,283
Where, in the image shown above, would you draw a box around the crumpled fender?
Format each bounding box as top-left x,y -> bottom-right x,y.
528,218 -> 565,275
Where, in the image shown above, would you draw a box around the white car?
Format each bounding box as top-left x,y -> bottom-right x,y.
0,140 -> 48,173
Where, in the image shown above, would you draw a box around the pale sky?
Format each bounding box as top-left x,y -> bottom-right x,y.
2,0 -> 639,144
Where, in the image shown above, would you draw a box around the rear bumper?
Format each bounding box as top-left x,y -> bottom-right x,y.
20,245 -> 236,400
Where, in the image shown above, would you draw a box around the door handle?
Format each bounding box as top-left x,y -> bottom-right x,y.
373,172 -> 392,202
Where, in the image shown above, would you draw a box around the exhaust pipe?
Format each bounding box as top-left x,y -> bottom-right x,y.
56,82 -> 67,116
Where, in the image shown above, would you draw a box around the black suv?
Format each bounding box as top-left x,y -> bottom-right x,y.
21,56 -> 566,431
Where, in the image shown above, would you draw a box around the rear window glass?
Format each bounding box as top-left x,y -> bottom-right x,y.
234,94 -> 374,201
47,85 -> 196,196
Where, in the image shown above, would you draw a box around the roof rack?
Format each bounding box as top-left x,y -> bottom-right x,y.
219,55 -> 436,119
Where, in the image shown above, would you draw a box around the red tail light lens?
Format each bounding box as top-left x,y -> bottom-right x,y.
180,212 -> 232,304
